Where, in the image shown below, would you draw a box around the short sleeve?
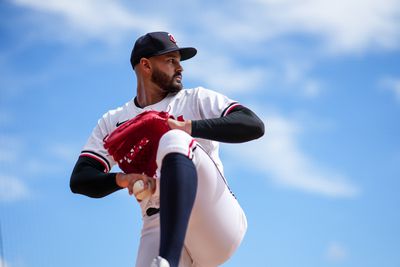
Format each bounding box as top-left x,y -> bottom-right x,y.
80,114 -> 116,173
195,87 -> 240,119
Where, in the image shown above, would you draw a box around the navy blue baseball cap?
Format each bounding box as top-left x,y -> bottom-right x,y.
130,31 -> 197,68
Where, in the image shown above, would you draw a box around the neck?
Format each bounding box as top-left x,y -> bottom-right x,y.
136,82 -> 168,108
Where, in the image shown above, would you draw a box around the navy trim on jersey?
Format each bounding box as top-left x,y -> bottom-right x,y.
134,97 -> 143,108
80,150 -> 111,173
221,102 -> 241,117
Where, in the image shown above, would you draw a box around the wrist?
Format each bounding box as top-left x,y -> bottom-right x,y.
115,172 -> 125,188
185,120 -> 192,135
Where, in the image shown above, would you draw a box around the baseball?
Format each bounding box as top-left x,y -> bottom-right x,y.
132,179 -> 152,201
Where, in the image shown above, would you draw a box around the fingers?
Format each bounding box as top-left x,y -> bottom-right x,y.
126,173 -> 146,195
116,172 -> 157,197
140,175 -> 157,194
125,173 -> 156,195
147,177 -> 157,194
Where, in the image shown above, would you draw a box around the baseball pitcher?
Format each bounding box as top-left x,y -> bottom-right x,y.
70,31 -> 265,267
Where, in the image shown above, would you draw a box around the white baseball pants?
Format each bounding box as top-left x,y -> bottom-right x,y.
135,130 -> 247,267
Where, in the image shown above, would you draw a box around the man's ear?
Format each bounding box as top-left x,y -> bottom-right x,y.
139,58 -> 151,72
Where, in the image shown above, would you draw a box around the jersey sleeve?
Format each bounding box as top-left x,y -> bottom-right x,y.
80,114 -> 116,173
195,87 -> 241,119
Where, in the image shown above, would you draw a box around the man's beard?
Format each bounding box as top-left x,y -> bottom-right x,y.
151,67 -> 183,93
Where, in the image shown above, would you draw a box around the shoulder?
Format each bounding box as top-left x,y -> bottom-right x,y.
178,86 -> 221,99
99,100 -> 135,130
102,101 -> 128,120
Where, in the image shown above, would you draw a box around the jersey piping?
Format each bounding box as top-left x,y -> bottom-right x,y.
221,102 -> 241,117
80,150 -> 111,173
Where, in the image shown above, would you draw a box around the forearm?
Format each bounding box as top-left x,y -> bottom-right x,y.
191,106 -> 265,143
70,156 -> 122,198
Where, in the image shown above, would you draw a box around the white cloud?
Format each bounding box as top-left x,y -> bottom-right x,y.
0,50 -> 56,99
0,175 -> 30,202
22,142 -> 81,175
186,55 -> 323,97
24,159 -> 65,175
225,0 -> 400,53
280,61 -> 322,98
11,0 -> 169,43
47,142 -> 80,163
226,112 -> 360,198
0,135 -> 22,164
11,0 -> 400,53
303,80 -> 321,98
379,76 -> 400,101
0,258 -> 10,267
186,53 -> 268,94
9,0 -> 398,100
0,135 -> 77,176
326,242 -> 348,261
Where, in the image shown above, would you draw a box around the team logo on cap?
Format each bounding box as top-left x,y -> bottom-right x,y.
168,33 -> 177,44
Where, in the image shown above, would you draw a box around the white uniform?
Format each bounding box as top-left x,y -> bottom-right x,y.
81,87 -> 247,267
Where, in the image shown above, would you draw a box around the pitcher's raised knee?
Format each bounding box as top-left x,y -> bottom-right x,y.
156,129 -> 196,171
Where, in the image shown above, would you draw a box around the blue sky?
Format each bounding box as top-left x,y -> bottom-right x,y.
1,0 -> 399,266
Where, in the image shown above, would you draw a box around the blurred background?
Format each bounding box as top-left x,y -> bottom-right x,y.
1,0 -> 399,266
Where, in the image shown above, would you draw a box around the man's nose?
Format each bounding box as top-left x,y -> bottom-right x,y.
176,62 -> 183,72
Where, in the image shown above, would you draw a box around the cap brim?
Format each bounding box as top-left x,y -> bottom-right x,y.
152,47 -> 197,61
178,47 -> 197,61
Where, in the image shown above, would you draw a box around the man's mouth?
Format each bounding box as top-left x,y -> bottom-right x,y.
174,74 -> 182,82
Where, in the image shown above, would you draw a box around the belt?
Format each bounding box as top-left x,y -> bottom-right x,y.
146,207 -> 160,216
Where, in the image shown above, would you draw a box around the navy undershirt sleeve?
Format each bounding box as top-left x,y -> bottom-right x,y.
191,105 -> 265,143
70,156 -> 122,198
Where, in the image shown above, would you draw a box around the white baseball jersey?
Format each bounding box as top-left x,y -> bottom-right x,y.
81,86 -> 240,176
80,87 -> 247,267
